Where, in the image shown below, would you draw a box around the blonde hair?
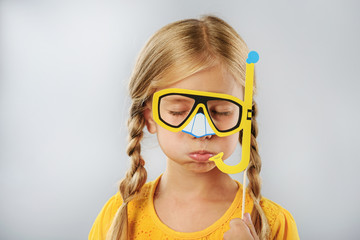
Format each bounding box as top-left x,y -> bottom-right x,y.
106,15 -> 270,240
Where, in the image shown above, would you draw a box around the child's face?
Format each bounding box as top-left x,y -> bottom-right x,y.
144,64 -> 244,174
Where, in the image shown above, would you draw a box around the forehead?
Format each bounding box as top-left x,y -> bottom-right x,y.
161,64 -> 244,100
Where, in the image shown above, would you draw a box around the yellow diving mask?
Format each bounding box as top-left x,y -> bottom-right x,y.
151,51 -> 259,174
152,88 -> 247,137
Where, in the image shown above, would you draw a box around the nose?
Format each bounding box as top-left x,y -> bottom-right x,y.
197,134 -> 213,140
181,107 -> 216,138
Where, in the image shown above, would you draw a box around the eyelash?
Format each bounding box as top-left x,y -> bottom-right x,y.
211,110 -> 232,116
169,111 -> 187,116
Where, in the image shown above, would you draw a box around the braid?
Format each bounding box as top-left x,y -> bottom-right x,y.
106,103 -> 148,240
240,101 -> 270,239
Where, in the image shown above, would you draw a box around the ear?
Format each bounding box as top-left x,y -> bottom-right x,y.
143,102 -> 157,134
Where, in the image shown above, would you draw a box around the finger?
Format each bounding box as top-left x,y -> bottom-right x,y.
229,218 -> 251,235
229,218 -> 242,227
243,212 -> 259,239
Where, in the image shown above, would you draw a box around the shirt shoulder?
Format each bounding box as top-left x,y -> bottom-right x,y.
260,197 -> 300,240
88,181 -> 154,240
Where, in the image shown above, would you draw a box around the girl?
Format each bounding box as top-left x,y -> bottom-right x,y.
89,15 -> 299,240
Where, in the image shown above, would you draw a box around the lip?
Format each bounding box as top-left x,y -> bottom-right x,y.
189,150 -> 215,162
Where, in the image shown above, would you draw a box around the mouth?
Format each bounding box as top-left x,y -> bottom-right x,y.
189,150 -> 216,162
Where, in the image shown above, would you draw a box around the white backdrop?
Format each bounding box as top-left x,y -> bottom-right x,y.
1,0 -> 359,239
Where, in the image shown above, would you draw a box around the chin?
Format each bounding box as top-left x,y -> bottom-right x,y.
187,162 -> 217,173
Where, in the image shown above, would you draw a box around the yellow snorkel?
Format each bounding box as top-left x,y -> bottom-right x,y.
209,51 -> 259,174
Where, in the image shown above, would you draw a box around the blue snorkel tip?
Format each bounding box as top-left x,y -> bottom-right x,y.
246,51 -> 259,64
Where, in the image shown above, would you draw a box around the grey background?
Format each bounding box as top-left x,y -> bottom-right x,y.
1,0 -> 359,239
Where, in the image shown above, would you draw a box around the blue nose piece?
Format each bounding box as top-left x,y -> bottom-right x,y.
182,112 -> 215,138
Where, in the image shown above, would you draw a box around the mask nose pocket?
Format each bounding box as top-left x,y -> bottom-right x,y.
182,107 -> 215,138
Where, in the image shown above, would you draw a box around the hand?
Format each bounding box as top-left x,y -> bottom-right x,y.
223,213 -> 259,240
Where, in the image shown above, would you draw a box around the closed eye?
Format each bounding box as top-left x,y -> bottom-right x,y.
211,110 -> 232,116
169,111 -> 188,116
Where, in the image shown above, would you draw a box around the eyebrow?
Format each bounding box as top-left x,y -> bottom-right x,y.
162,97 -> 194,103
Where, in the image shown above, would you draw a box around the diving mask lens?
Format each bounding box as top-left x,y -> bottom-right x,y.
159,94 -> 195,127
207,99 -> 241,131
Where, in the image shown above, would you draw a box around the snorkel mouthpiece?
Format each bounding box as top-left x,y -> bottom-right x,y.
208,152 -> 246,174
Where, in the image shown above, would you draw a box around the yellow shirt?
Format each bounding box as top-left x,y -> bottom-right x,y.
89,175 -> 299,239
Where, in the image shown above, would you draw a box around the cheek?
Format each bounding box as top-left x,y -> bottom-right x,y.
218,132 -> 239,145
156,127 -> 186,152
217,133 -> 239,158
